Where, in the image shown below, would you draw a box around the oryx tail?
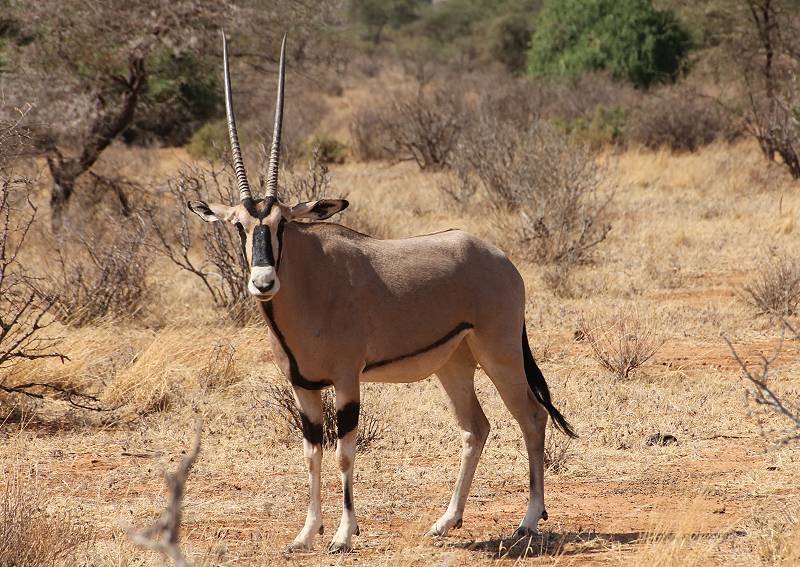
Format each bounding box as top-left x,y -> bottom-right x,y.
522,325 -> 577,439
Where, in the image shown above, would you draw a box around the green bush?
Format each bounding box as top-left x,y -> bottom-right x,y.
126,50 -> 221,146
528,0 -> 692,89
308,135 -> 347,164
559,105 -> 627,149
186,120 -> 229,161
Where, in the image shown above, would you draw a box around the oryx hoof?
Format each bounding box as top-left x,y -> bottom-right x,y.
511,525 -> 539,540
318,525 -> 325,535
328,541 -> 352,554
426,517 -> 462,537
284,540 -> 314,554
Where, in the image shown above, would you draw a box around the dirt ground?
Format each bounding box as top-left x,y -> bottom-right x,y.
2,139 -> 799,565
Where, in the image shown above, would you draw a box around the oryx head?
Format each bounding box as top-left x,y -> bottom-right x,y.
188,32 -> 348,301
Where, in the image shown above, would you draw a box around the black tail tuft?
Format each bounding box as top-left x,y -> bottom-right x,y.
522,324 -> 577,438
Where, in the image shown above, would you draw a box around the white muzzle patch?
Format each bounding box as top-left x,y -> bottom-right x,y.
248,266 -> 280,298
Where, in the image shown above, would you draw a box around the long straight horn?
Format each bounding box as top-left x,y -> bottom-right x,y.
265,33 -> 287,199
221,30 -> 252,203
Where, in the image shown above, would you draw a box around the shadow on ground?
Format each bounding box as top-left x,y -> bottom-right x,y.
448,531 -> 646,559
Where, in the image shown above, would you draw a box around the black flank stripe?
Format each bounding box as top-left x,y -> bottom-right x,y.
336,402 -> 359,438
262,302 -> 332,390
300,412 -> 323,446
363,322 -> 474,372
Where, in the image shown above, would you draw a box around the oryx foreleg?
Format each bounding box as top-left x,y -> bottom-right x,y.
287,387 -> 324,552
329,381 -> 360,553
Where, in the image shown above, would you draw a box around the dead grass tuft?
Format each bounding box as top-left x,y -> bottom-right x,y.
744,255 -> 800,318
0,467 -> 93,566
544,427 -> 574,474
579,310 -> 665,380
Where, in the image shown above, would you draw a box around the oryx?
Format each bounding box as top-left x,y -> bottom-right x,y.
188,32 -> 577,553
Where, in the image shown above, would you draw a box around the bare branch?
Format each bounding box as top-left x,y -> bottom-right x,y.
124,418 -> 203,567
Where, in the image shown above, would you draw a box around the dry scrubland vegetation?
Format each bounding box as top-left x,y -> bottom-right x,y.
1,0 -> 800,565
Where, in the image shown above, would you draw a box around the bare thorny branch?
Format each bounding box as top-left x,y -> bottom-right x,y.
723,316 -> 800,445
125,418 -> 203,567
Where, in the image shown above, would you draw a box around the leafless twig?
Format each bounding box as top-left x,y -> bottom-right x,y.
124,418 -> 203,567
723,326 -> 800,445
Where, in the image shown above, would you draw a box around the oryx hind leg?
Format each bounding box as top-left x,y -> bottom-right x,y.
467,335 -> 548,537
427,341 -> 488,537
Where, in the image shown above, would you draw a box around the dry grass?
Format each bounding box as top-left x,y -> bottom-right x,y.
0,466 -> 93,566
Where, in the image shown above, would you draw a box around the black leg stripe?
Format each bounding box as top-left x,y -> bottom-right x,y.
344,482 -> 353,511
336,402 -> 360,438
300,413 -> 323,446
363,322 -> 474,372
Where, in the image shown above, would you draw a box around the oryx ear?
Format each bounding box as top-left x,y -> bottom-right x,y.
187,201 -> 237,223
288,199 -> 349,221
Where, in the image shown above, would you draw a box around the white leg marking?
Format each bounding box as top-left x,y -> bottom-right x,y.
287,388 -> 324,552
329,386 -> 360,553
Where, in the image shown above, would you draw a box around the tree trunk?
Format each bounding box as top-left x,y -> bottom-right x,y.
46,55 -> 146,232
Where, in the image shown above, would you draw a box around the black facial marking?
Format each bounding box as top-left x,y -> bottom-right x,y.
300,413 -> 323,446
336,402 -> 359,439
251,224 -> 275,267
276,219 -> 286,269
343,482 -> 353,511
234,222 -> 248,264
363,322 -> 474,372
243,196 -> 277,220
261,302 -> 333,390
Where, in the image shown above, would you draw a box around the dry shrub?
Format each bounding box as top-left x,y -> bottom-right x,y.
37,216 -> 149,327
197,342 -> 237,392
252,85 -> 330,170
544,427 -> 573,474
0,467 -> 93,566
350,107 -> 395,161
579,310 -> 664,380
148,162 -> 254,326
451,108 -> 610,265
278,146 -> 334,204
744,255 -> 800,318
351,84 -> 464,170
626,84 -> 727,152
262,383 -> 385,450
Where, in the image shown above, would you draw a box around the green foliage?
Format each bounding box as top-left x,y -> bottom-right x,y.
558,105 -> 627,148
412,0 -> 540,72
127,50 -> 221,146
528,0 -> 692,89
186,120 -> 229,161
348,0 -> 424,44
308,135 -> 347,164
